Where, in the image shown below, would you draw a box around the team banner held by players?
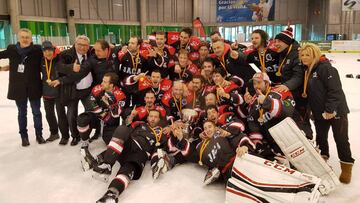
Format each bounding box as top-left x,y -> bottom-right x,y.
216,0 -> 275,22
342,0 -> 360,11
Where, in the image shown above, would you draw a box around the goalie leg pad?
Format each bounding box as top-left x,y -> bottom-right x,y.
226,154 -> 321,203
268,117 -> 340,195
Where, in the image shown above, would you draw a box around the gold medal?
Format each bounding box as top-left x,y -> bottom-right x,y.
258,117 -> 264,123
139,76 -> 145,82
301,93 -> 307,98
275,71 -> 282,76
198,139 -> 210,166
44,58 -> 53,82
150,125 -> 163,147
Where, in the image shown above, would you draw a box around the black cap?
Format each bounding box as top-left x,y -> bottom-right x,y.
42,40 -> 54,51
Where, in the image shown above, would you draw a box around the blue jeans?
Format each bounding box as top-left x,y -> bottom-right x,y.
15,99 -> 43,138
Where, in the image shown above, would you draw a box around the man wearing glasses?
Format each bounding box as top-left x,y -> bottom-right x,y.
56,35 -> 100,146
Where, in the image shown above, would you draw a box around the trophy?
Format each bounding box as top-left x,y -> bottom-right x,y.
181,108 -> 198,140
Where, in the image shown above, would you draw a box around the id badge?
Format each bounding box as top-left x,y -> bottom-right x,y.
17,64 -> 25,73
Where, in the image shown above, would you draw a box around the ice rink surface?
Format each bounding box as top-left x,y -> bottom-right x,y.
0,53 -> 359,203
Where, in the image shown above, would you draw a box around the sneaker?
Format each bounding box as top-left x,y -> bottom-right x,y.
80,147 -> 97,171
21,137 -> 30,147
204,168 -> 220,185
46,133 -> 60,142
96,190 -> 118,203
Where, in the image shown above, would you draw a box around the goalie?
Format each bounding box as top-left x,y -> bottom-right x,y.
244,72 -> 297,160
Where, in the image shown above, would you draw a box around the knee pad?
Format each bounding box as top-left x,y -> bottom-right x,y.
77,113 -> 92,127
112,125 -> 132,141
77,113 -> 92,133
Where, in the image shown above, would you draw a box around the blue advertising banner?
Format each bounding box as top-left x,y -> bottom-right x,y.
217,0 -> 275,22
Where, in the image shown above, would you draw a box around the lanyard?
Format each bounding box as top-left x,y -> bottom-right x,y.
218,54 -> 229,76
198,138 -> 210,166
130,51 -> 139,71
178,65 -> 187,79
173,96 -> 183,116
258,87 -> 271,123
302,68 -> 312,98
149,125 -> 163,146
258,49 -> 266,72
193,91 -> 196,108
44,58 -> 53,81
275,44 -> 293,76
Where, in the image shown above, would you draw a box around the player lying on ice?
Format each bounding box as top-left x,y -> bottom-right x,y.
88,109 -> 173,203
196,120 -> 255,185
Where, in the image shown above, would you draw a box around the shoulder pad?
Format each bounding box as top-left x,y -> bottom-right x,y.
165,45 -> 176,55
244,47 -> 255,55
189,36 -> 201,51
188,51 -> 200,62
188,64 -> 200,75
160,79 -> 173,91
131,121 -> 146,129
91,85 -> 104,96
155,106 -> 167,118
113,87 -> 126,101
161,90 -> 172,107
217,112 -> 234,125
139,49 -> 149,60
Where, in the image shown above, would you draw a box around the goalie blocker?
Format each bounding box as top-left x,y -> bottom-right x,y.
268,117 -> 340,195
226,154 -> 321,203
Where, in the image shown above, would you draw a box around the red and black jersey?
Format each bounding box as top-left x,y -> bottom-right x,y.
216,81 -> 244,107
161,91 -> 194,121
123,75 -> 172,106
167,132 -> 192,159
245,45 -> 280,84
246,88 -> 295,142
217,112 -> 246,135
131,105 -> 167,122
89,84 -> 126,123
169,63 -> 200,83
118,49 -> 149,80
170,36 -> 201,54
130,123 -> 169,157
170,36 -> 201,63
147,44 -> 176,78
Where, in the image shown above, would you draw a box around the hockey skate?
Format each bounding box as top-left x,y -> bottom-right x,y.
152,149 -> 173,180
92,163 -> 112,182
80,147 -> 97,171
96,190 -> 118,203
204,167 -> 220,185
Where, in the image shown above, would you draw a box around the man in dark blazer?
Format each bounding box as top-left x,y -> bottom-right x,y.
55,35 -> 96,146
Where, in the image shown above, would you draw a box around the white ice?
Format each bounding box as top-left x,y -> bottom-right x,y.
0,53 -> 359,203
